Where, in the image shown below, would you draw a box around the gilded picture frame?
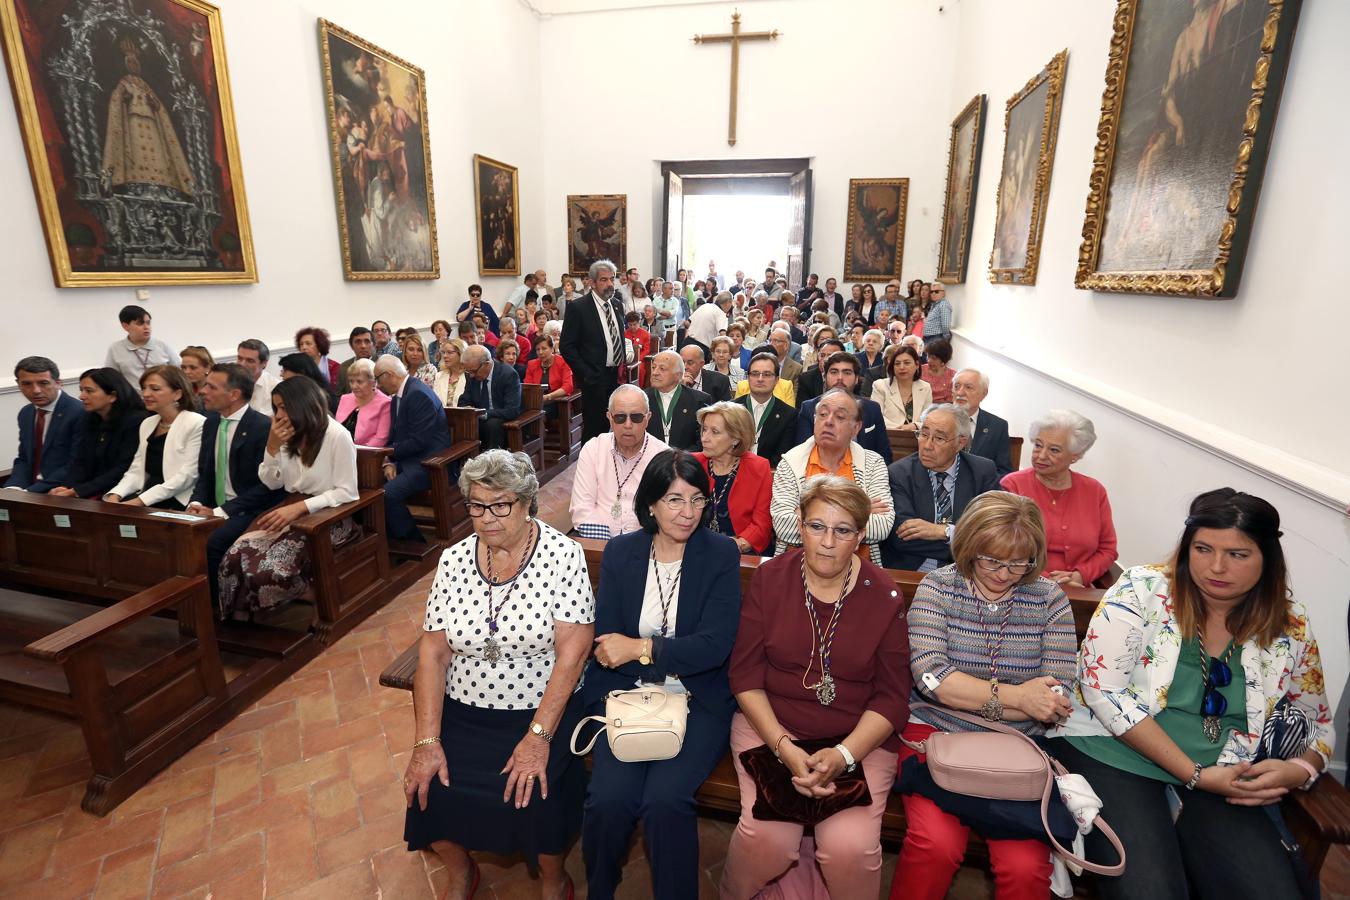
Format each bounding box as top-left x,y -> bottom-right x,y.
0,0 -> 256,287
1075,0 -> 1302,298
843,177 -> 908,282
473,154 -> 520,276
989,50 -> 1069,286
567,194 -> 626,278
318,19 -> 439,280
936,94 -> 987,284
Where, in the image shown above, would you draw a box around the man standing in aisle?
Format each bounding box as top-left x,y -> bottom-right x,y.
561,259 -> 628,440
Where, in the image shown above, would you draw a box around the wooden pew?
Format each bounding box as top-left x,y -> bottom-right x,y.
379,536 -> 1350,877
887,429 -> 1024,471
544,391 -> 584,468
507,384 -> 547,478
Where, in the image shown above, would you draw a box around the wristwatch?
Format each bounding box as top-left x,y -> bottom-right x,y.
529,721 -> 553,743
638,639 -> 652,666
834,742 -> 858,773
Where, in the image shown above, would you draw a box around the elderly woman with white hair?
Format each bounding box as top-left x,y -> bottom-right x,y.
334,357 -> 392,446
403,449 -> 594,900
1000,409 -> 1118,587
855,328 -> 886,373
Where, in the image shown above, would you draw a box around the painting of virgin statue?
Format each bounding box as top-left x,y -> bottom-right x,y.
0,0 -> 256,286
319,19 -> 438,279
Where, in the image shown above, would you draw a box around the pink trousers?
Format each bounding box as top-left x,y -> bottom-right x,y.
719,712 -> 898,900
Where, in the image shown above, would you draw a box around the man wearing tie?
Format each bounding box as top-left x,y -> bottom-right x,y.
186,364 -> 283,601
375,356 -> 452,543
560,258 -> 628,441
5,357 -> 84,492
459,344 -> 521,450
881,404 -> 999,571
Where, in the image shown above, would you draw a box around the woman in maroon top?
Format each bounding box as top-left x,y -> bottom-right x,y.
720,476 -> 911,899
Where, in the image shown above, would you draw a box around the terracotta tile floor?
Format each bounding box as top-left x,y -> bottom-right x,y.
2,461 -> 1348,899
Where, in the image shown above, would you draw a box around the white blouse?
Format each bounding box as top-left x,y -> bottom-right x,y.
638,557 -> 685,692
258,417 -> 359,514
422,521 -> 595,710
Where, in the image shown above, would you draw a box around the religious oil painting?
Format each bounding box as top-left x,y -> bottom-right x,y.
473,154 -> 520,276
1077,0 -> 1302,298
843,178 -> 908,282
0,0 -> 255,287
937,94 -> 987,284
989,50 -> 1067,286
567,194 -> 626,278
319,19 -> 438,280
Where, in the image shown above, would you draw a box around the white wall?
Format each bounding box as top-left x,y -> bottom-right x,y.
538,0 -> 961,288
945,0 -> 1350,758
0,0 -> 544,446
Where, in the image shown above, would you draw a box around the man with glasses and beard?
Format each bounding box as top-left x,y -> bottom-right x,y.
570,385 -> 669,540
561,259 -> 630,440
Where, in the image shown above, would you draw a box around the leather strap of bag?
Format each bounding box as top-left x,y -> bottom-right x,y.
905,703 -> 1126,876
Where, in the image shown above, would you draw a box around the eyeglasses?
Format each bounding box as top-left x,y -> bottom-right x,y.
658,495 -> 708,511
917,429 -> 954,444
466,499 -> 518,517
975,555 -> 1035,576
610,412 -> 647,424
469,292 -> 482,298
802,520 -> 861,541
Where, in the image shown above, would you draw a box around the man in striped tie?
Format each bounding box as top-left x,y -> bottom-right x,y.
560,258 -> 629,441
186,364 -> 284,602
881,404 -> 1000,571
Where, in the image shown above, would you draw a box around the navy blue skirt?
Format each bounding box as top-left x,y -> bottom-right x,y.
404,691 -> 587,864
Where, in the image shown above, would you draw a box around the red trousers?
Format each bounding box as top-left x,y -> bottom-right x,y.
889,723 -> 1053,900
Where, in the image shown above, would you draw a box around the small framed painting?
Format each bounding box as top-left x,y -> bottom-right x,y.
843,178 -> 908,282
936,94 -> 987,284
473,154 -> 520,276
567,194 -> 626,277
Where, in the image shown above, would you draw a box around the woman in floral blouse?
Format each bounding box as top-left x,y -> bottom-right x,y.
1052,488 -> 1333,899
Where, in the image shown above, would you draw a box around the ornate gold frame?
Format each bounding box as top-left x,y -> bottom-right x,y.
843,177 -> 908,283
318,19 -> 439,281
988,50 -> 1068,286
566,194 -> 627,278
472,154 -> 521,277
1075,0 -> 1301,298
0,0 -> 256,287
936,94 -> 987,284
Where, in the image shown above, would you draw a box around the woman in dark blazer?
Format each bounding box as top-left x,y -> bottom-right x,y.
49,367 -> 148,500
693,402 -> 773,556
581,449 -> 742,900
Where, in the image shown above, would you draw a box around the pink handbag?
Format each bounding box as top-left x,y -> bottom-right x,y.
903,704 -> 1126,876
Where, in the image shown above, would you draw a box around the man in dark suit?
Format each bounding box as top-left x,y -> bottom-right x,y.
954,368 -> 1014,478
460,345 -> 521,450
793,351 -> 893,464
881,404 -> 1000,570
794,338 -> 846,406
560,260 -> 628,440
678,345 -> 731,403
375,356 -> 452,543
821,277 -> 846,320
645,351 -> 711,451
6,356 -> 84,492
778,306 -> 808,346
737,351 -> 795,468
186,364 -> 284,601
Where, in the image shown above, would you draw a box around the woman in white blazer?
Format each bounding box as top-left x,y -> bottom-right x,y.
106,365 -> 205,510
870,344 -> 931,431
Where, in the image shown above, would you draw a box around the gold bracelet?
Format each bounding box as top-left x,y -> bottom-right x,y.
412,737 -> 441,749
774,733 -> 792,759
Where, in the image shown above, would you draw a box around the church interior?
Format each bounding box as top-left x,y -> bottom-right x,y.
0,0 -> 1348,897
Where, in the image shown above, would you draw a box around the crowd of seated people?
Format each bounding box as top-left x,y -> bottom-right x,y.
5,267 -> 1336,900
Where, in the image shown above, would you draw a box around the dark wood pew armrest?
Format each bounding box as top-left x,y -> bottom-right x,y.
504,410 -> 544,430
24,575 -> 206,662
1288,776 -> 1350,844
424,442 -> 478,470
356,447 -> 394,490
290,489 -> 384,536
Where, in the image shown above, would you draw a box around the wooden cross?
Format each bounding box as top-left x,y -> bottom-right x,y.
693,10 -> 779,147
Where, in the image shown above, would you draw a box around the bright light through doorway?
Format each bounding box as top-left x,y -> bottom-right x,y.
682,193 -> 790,285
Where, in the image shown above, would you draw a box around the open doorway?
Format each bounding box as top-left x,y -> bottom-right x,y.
660,158 -> 812,289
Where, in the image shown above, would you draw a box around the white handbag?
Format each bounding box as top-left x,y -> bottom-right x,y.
570,687 -> 689,762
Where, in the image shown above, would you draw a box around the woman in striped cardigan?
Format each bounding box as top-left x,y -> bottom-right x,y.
890,491 -> 1078,900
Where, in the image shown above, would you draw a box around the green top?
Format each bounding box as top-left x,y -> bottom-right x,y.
1062,638 -> 1246,784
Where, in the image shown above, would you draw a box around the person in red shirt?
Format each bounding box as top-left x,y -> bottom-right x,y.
624,311 -> 653,386
692,402 -> 772,555
523,334 -> 574,420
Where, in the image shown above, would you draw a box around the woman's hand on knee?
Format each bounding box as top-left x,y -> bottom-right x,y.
501,732 -> 550,808
405,743 -> 450,811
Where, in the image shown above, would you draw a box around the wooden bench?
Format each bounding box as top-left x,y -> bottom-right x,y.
507,384 -> 547,477
887,430 -> 1023,470
379,537 -> 1350,877
543,390 -> 585,468
0,489 -> 424,814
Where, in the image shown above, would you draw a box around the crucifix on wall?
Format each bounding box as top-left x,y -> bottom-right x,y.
693,10 -> 779,147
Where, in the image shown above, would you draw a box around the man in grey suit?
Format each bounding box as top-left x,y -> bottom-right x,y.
953,369 -> 1013,478
881,404 -> 999,571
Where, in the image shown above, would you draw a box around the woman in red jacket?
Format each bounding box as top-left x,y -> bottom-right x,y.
693,401 -> 773,556
295,326 -> 340,388
524,333 -> 574,419
624,310 -> 653,386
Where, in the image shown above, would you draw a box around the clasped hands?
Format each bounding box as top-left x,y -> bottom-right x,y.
778,737 -> 846,798
895,517 -> 946,542
1203,759 -> 1311,806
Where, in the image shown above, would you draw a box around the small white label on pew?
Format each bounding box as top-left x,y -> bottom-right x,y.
119,524 -> 138,539
0,509 -> 8,522
53,514 -> 71,528
147,511 -> 203,521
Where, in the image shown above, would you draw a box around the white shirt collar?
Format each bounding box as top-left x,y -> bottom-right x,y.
222,403 -> 248,423
36,395 -> 62,414
396,375 -> 410,399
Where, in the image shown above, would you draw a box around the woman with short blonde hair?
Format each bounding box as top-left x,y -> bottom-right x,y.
433,338 -> 467,407
694,402 -> 771,555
